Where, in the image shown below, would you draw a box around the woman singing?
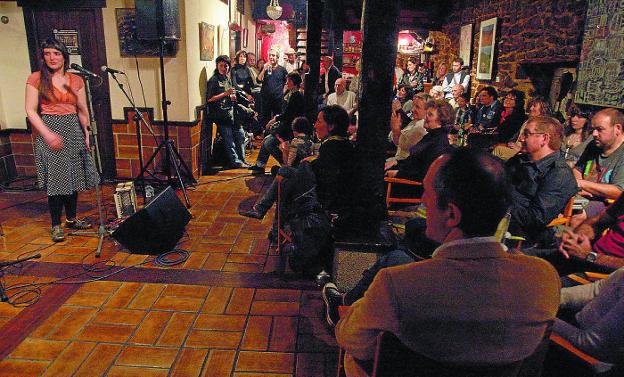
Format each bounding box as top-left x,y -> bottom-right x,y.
25,38 -> 98,242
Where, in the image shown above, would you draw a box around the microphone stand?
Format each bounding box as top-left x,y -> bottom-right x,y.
0,253 -> 42,302
67,74 -> 108,258
107,71 -> 159,204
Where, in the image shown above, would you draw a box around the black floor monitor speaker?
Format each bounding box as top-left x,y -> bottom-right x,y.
112,186 -> 191,255
135,0 -> 180,41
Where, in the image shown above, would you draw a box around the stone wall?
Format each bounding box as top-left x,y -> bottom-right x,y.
429,0 -> 588,99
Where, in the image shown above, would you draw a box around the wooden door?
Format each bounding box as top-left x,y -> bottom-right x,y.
22,3 -> 115,179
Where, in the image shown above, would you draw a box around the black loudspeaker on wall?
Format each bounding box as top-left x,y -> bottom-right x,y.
112,186 -> 191,255
135,0 -> 180,41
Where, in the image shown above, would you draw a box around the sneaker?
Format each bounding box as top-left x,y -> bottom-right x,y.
65,219 -> 91,230
322,282 -> 344,327
316,269 -> 331,287
51,225 -> 65,242
239,206 -> 264,219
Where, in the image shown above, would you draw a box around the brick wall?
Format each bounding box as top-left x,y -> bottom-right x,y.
112,108 -> 202,180
0,134 -> 18,182
429,0 -> 588,98
8,131 -> 36,178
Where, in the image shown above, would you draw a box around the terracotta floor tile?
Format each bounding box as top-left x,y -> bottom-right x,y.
170,348 -> 209,377
41,341 -> 96,377
0,359 -> 50,377
75,323 -> 135,343
92,308 -> 146,325
104,281 -> 142,308
251,301 -> 300,316
227,254 -> 266,264
255,289 -> 301,302
162,284 -> 210,299
194,313 -> 247,331
241,316 -> 272,351
153,295 -> 204,312
130,311 -> 172,345
128,283 -> 165,310
78,280 -> 122,294
107,365 -> 169,377
226,287 -> 255,315
73,343 -> 122,377
185,329 -> 242,348
28,306 -> 74,338
235,351 -> 295,373
201,286 -> 232,313
116,345 -> 179,368
234,372 -> 292,377
270,317 -> 298,352
224,262 -> 265,273
157,312 -> 195,347
202,349 -> 236,377
64,289 -> 111,307
0,302 -> 23,317
202,253 -> 227,270
47,307 -> 97,341
9,338 -> 69,360
181,252 -> 207,269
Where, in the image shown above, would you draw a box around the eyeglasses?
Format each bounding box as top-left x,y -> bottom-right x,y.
522,130 -> 546,137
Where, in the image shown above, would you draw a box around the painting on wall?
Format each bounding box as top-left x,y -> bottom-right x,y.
459,23 -> 473,68
476,17 -> 497,80
218,25 -> 229,56
575,0 -> 624,108
199,22 -> 215,61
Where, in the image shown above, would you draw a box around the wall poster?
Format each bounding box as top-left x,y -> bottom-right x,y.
199,22 -> 215,61
459,23 -> 473,68
476,17 -> 497,81
575,0 -> 624,109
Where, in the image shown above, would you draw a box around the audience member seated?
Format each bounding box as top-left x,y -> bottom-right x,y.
326,78 -> 357,117
249,72 -> 304,175
333,148 -> 560,377
497,89 -> 527,143
523,192 -> 624,274
386,100 -> 454,183
447,84 -> 464,109
441,58 -> 470,100
453,93 -> 472,129
399,57 -> 425,95
554,268 -> 624,364
472,86 -> 502,132
574,108 -> 624,218
562,105 -> 593,168
393,84 -> 410,106
506,116 -> 578,247
320,55 -> 341,102
492,96 -> 553,160
429,85 -> 444,101
385,93 -> 430,171
433,62 -> 447,86
280,117 -> 313,167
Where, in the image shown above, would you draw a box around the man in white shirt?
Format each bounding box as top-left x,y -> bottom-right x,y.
326,78 -> 357,115
283,47 -> 300,74
442,58 -> 470,99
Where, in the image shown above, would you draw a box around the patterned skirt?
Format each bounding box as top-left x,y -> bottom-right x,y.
35,114 -> 99,196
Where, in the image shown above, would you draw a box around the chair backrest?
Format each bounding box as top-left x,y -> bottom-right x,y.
384,177 -> 423,207
369,328 -> 553,377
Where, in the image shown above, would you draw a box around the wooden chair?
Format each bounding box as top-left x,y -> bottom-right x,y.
547,196 -> 576,228
384,177 -> 423,208
543,273 -> 620,377
337,329 -> 552,377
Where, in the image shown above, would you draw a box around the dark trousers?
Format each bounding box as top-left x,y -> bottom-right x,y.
48,192 -> 78,226
259,94 -> 282,132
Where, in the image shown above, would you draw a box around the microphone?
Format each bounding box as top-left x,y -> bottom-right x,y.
101,66 -> 125,75
70,63 -> 98,79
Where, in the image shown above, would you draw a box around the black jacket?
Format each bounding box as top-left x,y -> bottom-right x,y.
274,90 -> 304,141
320,65 -> 342,95
396,127 -> 452,181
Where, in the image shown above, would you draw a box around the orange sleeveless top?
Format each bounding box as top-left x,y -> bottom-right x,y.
26,71 -> 84,115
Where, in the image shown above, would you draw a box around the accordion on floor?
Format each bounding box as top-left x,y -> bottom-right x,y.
113,182 -> 137,218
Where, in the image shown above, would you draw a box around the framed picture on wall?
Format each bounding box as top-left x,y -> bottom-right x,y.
459,23 -> 473,68
218,25 -> 229,55
199,22 -> 215,61
476,17 -> 497,80
242,28 -> 248,48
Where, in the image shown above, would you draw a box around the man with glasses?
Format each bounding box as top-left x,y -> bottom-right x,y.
505,116 -> 578,247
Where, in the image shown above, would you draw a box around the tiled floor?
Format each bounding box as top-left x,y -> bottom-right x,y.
0,163 -> 338,376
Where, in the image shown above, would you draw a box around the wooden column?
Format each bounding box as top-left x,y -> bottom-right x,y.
304,0 -> 323,122
353,0 -> 401,229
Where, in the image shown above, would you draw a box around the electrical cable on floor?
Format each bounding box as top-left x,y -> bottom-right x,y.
153,249 -> 190,267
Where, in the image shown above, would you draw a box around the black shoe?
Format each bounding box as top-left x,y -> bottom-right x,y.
322,282 -> 343,327
316,270 -> 331,287
239,207 -> 264,219
249,165 -> 265,175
